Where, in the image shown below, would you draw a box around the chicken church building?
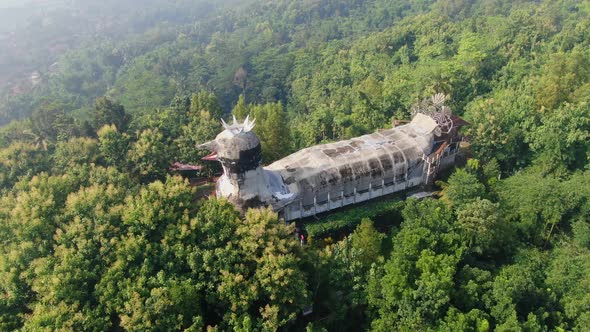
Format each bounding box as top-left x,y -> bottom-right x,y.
199,94 -> 467,221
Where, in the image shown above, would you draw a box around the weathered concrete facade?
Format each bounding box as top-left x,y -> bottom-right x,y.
199,94 -> 466,221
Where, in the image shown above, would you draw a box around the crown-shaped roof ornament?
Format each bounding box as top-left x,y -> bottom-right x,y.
410,93 -> 454,134
220,114 -> 256,135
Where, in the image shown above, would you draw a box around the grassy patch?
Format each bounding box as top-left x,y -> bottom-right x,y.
303,198 -> 405,241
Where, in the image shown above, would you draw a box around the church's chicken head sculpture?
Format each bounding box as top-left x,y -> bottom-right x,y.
198,116 -> 291,211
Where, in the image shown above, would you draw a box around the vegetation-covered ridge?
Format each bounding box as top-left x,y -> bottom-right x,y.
0,0 -> 589,330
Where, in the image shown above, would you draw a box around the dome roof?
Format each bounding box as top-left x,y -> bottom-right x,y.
212,115 -> 261,161
215,130 -> 261,160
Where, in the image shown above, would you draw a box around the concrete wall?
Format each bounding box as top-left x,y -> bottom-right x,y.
282,169 -> 424,221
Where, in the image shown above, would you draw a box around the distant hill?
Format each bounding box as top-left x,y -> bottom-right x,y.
0,0 -> 238,124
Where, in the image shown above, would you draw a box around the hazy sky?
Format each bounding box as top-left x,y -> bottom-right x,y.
0,0 -> 65,9
0,0 -> 34,8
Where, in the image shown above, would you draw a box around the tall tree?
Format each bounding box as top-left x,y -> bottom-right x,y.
249,102 -> 292,163
92,97 -> 130,132
439,168 -> 486,210
369,199 -> 464,330
97,124 -> 130,169
528,102 -> 590,174
128,128 -> 169,182
52,137 -> 100,172
457,198 -> 506,256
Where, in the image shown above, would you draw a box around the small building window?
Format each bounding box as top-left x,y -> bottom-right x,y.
395,172 -> 406,184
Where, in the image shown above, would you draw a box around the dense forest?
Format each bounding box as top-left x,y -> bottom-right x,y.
1,0 -> 589,330
0,0 -> 243,113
